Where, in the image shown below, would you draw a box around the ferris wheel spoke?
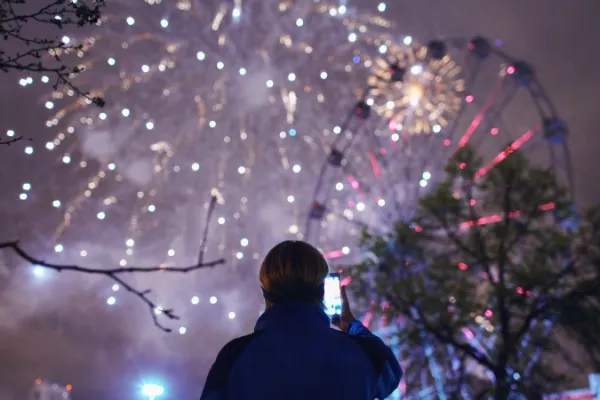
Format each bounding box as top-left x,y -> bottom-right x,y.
434,58 -> 483,155
373,135 -> 434,214
474,124 -> 541,179
306,163 -> 378,243
455,77 -> 505,149
340,162 -> 376,196
332,96 -> 374,153
368,137 -> 409,206
364,126 -> 392,181
469,83 -> 519,151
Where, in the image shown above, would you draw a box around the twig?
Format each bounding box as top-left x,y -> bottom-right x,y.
198,195 -> 217,265
0,240 -> 225,332
385,290 -> 497,372
0,136 -> 30,145
0,0 -> 106,106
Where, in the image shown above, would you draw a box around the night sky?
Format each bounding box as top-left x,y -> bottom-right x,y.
0,1 -> 599,399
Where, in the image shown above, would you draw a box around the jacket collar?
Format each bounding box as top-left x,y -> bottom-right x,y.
254,302 -> 330,332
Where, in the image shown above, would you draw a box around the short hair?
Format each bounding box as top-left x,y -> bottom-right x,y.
259,241 -> 329,305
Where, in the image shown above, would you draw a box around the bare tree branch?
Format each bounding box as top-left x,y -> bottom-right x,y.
385,291 -> 497,372
0,240 -> 225,332
198,196 -> 217,265
512,214 -> 600,346
1,0 -> 106,108
413,304 -> 496,372
0,136 -> 29,145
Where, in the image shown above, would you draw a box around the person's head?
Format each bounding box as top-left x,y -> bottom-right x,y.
259,240 -> 329,308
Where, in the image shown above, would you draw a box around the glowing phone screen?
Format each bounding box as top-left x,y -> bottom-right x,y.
323,273 -> 342,318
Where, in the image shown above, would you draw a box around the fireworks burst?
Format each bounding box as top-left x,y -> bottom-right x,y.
368,39 -> 464,135
7,0 -> 464,336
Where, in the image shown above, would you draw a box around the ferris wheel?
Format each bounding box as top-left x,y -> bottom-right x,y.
303,35 -> 573,399
305,35 -> 572,262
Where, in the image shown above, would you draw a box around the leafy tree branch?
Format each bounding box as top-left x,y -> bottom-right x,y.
349,146 -> 600,398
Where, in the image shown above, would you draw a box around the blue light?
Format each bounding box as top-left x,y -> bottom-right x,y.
33,265 -> 45,278
141,383 -> 164,400
288,128 -> 296,136
353,55 -> 360,64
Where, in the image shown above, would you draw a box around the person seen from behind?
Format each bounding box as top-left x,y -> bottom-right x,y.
200,240 -> 403,399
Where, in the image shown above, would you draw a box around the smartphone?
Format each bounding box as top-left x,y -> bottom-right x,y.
323,273 -> 342,321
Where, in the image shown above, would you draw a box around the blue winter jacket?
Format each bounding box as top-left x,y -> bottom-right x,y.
200,302 -> 402,399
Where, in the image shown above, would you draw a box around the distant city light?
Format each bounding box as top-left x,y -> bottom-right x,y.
33,266 -> 45,278
141,383 -> 164,400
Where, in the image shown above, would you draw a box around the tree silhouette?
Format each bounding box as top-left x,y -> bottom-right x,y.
1,0 -> 105,103
348,146 -> 600,398
1,0 -> 106,145
0,196 -> 224,332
